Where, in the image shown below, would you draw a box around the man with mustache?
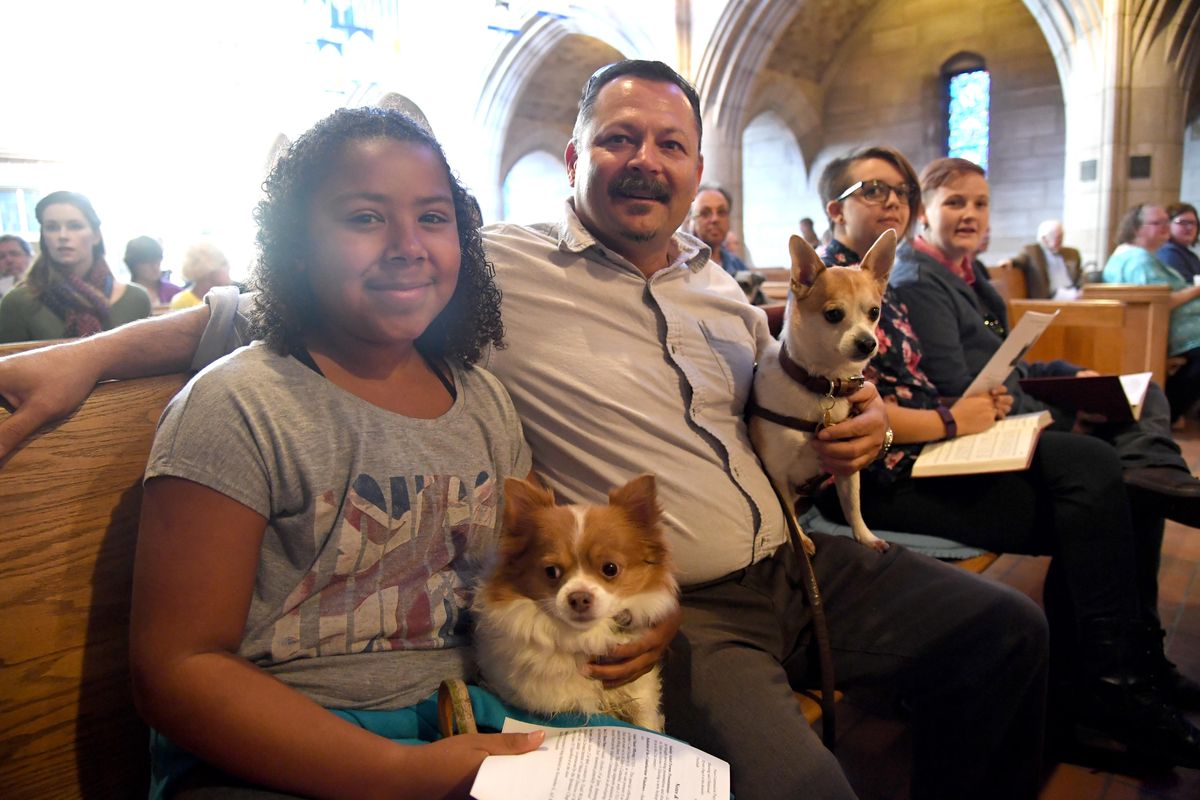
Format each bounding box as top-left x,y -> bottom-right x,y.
0,61 -> 1048,800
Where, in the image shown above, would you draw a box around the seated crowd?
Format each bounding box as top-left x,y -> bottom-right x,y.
0,195 -> 237,343
2,59 -> 1200,800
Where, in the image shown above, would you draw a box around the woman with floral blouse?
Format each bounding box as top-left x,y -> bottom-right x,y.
812,146 -> 1200,769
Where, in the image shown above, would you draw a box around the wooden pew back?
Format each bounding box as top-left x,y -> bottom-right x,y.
986,263 -> 1170,385
0,345 -> 188,800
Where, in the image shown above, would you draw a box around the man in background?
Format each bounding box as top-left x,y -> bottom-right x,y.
689,184 -> 764,303
1016,219 -> 1083,299
0,235 -> 32,298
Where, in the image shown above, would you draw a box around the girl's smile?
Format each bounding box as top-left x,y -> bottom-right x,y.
304,137 -> 461,356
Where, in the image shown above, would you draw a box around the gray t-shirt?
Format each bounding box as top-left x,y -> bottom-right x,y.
147,341 -> 531,709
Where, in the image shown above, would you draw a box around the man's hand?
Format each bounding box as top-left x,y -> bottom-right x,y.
0,344 -> 104,459
812,382 -> 886,475
586,603 -> 682,689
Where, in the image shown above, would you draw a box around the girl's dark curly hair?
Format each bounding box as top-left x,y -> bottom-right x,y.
249,107 -> 504,364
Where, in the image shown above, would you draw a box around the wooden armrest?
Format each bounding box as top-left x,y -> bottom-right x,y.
1082,284 -> 1171,304
0,339 -> 71,357
762,281 -> 790,302
1009,298 -> 1126,328
755,267 -> 790,283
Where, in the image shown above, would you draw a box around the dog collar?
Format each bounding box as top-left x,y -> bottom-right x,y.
778,342 -> 866,398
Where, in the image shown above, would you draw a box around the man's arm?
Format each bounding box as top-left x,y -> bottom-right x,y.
0,306 -> 210,457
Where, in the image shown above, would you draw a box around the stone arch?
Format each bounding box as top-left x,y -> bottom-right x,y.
472,12 -> 655,220
502,149 -> 569,225
740,112 -> 810,269
694,1 -> 1090,144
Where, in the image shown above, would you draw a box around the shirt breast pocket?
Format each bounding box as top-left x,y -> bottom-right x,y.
699,317 -> 757,409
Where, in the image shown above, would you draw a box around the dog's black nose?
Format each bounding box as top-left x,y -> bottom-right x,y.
854,335 -> 877,357
568,591 -> 593,613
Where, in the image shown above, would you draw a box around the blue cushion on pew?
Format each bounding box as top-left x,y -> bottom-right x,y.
796,506 -> 989,560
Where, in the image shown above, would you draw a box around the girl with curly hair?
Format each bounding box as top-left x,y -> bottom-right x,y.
130,108 -> 545,799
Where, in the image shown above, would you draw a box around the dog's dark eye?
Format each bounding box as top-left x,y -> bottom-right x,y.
868,306 -> 880,322
824,308 -> 844,323
544,565 -> 562,581
601,562 -> 620,578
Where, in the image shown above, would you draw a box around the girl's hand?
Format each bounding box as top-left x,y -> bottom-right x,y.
422,731 -> 545,799
989,386 -> 1014,419
950,395 -> 999,436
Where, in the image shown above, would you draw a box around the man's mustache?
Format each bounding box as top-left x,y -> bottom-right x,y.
609,174 -> 670,203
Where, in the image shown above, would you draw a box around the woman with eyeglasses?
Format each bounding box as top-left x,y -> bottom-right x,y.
813,147 -> 1200,769
0,191 -> 152,344
1157,202 -> 1200,283
1103,203 -> 1200,423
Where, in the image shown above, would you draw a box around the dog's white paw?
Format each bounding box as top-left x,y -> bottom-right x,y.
855,529 -> 890,553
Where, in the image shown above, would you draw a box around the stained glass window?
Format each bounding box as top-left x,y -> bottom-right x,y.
947,69 -> 990,171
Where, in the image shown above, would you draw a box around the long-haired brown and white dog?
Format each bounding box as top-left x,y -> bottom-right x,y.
473,474 -> 679,731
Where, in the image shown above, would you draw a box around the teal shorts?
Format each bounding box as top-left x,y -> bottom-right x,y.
148,684 -> 635,798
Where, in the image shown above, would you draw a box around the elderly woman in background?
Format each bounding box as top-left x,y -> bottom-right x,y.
1103,203 -> 1200,422
168,241 -> 233,311
124,236 -> 182,307
1157,202 -> 1200,283
0,191 -> 151,344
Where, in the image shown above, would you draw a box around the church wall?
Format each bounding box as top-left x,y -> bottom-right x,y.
1183,121 -> 1200,207
812,0 -> 1065,263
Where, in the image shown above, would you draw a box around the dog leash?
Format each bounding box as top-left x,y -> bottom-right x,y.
768,479 -> 839,751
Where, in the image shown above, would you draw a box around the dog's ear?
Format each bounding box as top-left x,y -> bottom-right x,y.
609,474 -> 661,530
789,234 -> 825,298
860,228 -> 897,292
503,475 -> 556,533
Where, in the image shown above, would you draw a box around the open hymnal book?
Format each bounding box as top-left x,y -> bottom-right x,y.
910,410 -> 1054,478
1018,372 -> 1152,423
470,718 -> 730,800
961,309 -> 1060,397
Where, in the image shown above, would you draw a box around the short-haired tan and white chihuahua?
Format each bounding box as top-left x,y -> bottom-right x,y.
473,474 -> 678,731
748,229 -> 896,555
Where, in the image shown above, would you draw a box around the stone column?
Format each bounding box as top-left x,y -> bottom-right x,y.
1059,1 -> 1188,268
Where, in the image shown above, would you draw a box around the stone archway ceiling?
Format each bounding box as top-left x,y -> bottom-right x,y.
500,34 -> 623,176
511,35 -> 621,127
1151,0 -> 1200,123
762,0 -> 881,82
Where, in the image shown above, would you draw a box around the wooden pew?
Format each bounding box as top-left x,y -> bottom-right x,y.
0,336 -> 1001,792
987,263 -> 1170,385
0,340 -> 188,799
